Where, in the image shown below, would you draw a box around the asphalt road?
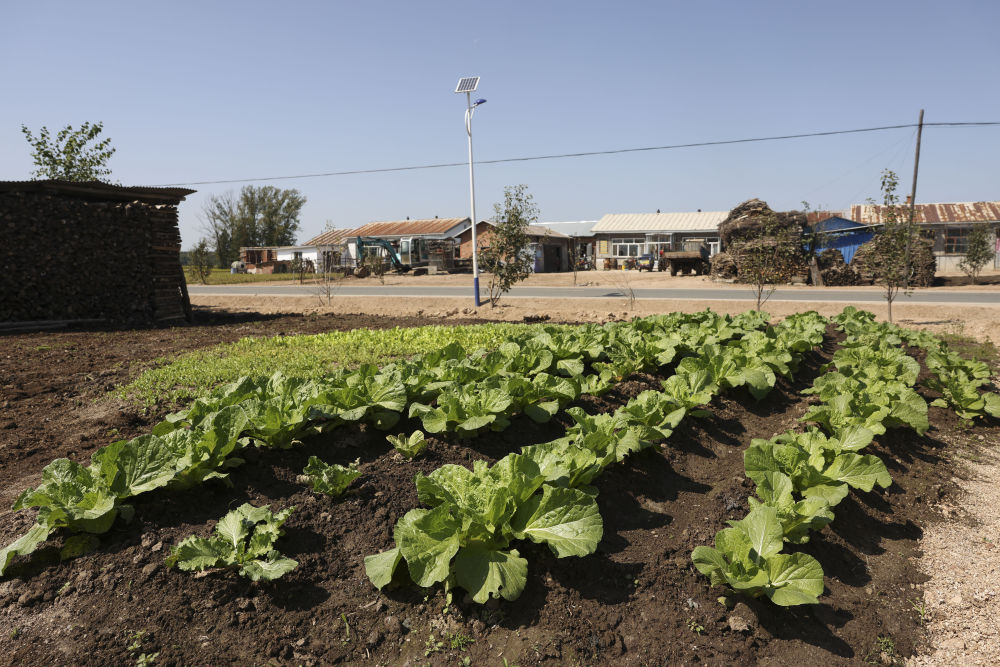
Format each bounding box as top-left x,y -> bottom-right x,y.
188,284 -> 1000,305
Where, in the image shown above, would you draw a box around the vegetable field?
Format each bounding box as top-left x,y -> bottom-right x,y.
0,308 -> 997,665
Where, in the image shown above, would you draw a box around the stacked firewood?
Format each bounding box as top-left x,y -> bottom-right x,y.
0,191 -> 186,323
852,237 -> 936,287
709,252 -> 738,279
816,249 -> 861,286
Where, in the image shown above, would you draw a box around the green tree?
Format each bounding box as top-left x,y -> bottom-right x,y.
201,185 -> 306,267
480,184 -> 537,307
863,169 -> 918,322
187,239 -> 215,285
958,223 -> 995,285
21,121 -> 116,181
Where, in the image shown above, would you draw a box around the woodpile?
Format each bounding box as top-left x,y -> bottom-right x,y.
713,199 -> 809,281
709,251 -> 738,279
817,249 -> 862,286
852,236 -> 936,287
0,183 -> 192,324
718,198 -> 807,247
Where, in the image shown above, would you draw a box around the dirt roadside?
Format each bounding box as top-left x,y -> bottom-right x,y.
205,268 -> 1000,291
190,293 -> 1000,345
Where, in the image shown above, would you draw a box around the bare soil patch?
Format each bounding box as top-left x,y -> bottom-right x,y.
1,313 -> 995,665
0,310 -> 483,501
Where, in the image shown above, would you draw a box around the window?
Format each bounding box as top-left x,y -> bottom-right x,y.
646,233 -> 671,254
611,237 -> 643,257
944,227 -> 970,254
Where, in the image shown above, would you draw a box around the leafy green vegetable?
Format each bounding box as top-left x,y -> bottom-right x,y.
166,504 -> 297,581
387,430 -> 428,458
692,505 -> 825,606
302,457 -> 361,497
367,454 -> 602,603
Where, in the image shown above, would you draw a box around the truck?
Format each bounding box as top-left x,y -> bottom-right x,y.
658,241 -> 711,276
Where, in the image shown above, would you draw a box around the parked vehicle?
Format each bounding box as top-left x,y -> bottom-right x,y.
636,254 -> 657,271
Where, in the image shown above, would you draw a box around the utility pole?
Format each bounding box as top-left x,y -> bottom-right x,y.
904,108 -> 924,288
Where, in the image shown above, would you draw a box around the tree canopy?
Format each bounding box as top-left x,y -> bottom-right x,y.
202,186 -> 307,267
481,184 -> 538,306
21,122 -> 116,182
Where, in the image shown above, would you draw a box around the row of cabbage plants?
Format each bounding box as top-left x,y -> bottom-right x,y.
0,310 -> 769,577
366,311 -> 829,604
692,306 -> 938,606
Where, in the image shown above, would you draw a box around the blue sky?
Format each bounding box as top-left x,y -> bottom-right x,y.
2,0 -> 998,248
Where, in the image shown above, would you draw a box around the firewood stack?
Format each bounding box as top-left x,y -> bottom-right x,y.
852,237 -> 936,287
817,249 -> 862,286
709,251 -> 738,279
0,182 -> 193,324
714,199 -> 810,281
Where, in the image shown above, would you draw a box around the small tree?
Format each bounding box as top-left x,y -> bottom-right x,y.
290,257 -> 309,285
568,241 -> 581,286
21,122 -> 116,181
188,239 -> 214,285
314,250 -> 344,306
730,214 -> 801,311
958,224 -> 995,285
864,169 -> 918,322
480,184 -> 537,307
361,252 -> 387,285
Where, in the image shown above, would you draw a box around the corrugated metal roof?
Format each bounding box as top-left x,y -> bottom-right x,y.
536,220 -> 598,237
302,227 -> 359,246
592,211 -> 729,233
0,179 -> 195,204
851,201 -> 1000,224
527,224 -> 569,239
353,218 -> 469,238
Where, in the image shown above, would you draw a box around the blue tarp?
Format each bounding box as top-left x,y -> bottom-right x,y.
817,231 -> 873,264
808,217 -> 876,264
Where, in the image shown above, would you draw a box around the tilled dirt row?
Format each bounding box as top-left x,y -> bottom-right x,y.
0,317 -> 988,665
0,310 -> 485,503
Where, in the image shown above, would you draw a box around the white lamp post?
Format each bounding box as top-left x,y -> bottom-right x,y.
455,76 -> 486,306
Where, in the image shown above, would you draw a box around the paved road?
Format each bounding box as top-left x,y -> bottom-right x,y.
189,284 -> 1000,305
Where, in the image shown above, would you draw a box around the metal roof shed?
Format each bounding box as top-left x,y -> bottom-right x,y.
351,218 -> 471,240
592,211 -> 728,233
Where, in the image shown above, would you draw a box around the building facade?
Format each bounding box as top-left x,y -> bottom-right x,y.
591,211 -> 727,269
851,202 -> 1000,271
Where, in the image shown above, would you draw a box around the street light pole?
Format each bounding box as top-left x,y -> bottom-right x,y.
455,77 -> 485,307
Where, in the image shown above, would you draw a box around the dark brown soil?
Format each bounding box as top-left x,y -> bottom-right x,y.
0,312 -> 991,666
0,309 -> 485,500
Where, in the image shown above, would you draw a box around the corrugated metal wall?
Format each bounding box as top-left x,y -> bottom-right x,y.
817,230 -> 873,264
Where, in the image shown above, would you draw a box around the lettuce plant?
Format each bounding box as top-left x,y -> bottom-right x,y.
692,505 -> 825,606
748,471 -> 834,544
166,504 -> 297,581
744,428 -> 891,508
302,457 -> 361,497
365,454 -> 602,603
387,430 -> 428,459
0,405 -> 250,576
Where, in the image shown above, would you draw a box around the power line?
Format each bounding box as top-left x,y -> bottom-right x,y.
153,121 -> 1000,187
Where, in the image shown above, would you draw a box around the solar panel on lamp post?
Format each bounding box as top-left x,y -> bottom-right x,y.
455,76 -> 485,306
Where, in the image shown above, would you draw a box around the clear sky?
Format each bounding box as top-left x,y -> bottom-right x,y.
2,0 -> 998,248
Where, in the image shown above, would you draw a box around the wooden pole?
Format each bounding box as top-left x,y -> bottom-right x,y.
904,109 -> 924,288
909,109 -> 924,223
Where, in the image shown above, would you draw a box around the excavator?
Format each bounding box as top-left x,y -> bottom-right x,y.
354,236 -> 461,274
355,237 -> 410,273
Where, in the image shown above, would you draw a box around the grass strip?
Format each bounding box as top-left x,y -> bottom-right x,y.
116,322 -> 551,407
